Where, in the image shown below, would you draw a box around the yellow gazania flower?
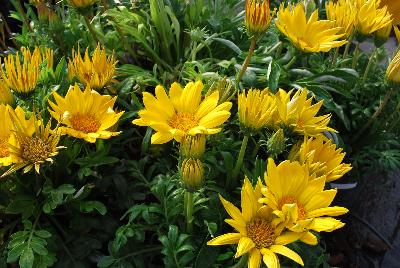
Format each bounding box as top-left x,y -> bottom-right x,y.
354,0 -> 392,38
245,0 -> 274,36
133,81 -> 232,144
0,82 -> 13,105
208,178 -> 305,268
238,88 -> 276,132
68,0 -> 98,9
68,44 -> 116,90
274,88 -> 335,136
326,0 -> 356,39
275,3 -> 347,53
380,0 -> 400,25
386,49 -> 400,87
260,159 -> 349,243
289,136 -> 352,182
48,84 -> 124,143
1,111 -> 62,177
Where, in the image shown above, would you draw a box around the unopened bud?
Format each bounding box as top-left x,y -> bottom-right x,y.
267,129 -> 286,156
180,135 -> 206,159
180,158 -> 204,192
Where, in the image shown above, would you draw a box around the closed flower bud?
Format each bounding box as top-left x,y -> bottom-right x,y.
245,0 -> 274,37
69,0 -> 98,15
375,23 -> 392,47
386,49 -> 400,88
180,135 -> 206,159
267,129 -> 285,156
180,158 -> 204,192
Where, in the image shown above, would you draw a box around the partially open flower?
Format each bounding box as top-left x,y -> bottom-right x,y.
380,0 -> 400,25
326,0 -> 356,39
180,158 -> 204,192
245,0 -> 274,37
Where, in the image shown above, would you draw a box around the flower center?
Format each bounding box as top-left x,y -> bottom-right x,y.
0,138 -> 9,158
22,137 -> 51,163
278,196 -> 307,220
70,114 -> 100,133
169,113 -> 199,133
246,218 -> 276,248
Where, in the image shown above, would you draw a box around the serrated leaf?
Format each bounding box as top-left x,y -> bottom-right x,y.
19,247 -> 34,268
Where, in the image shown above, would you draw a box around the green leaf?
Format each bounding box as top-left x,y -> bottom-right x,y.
34,230 -> 51,239
19,247 -> 34,268
7,243 -> 26,263
80,201 -> 107,215
97,256 -> 116,267
212,38 -> 241,54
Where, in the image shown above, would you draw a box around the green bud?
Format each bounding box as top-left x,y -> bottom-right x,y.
267,129 -> 286,156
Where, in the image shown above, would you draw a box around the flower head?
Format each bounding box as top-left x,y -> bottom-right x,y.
180,158 -> 204,192
68,0 -> 98,9
289,136 -> 352,182
260,159 -> 348,243
238,88 -> 276,132
386,49 -> 400,87
48,84 -> 124,143
1,110 -> 62,177
326,0 -> 356,39
208,178 -> 305,268
354,0 -> 392,38
245,0 -> 274,36
0,82 -> 13,105
68,44 -> 116,90
380,0 -> 400,25
274,88 -> 335,136
133,81 -> 232,144
276,3 -> 346,53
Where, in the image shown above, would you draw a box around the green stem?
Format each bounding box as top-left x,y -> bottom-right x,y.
362,48 -> 377,84
184,190 -> 194,234
352,43 -> 360,69
191,41 -> 198,61
236,37 -> 257,84
331,47 -> 339,68
16,0 -> 33,33
342,40 -> 351,67
28,212 -> 41,248
284,55 -> 297,69
119,246 -> 163,261
83,15 -> 100,45
231,134 -> 250,183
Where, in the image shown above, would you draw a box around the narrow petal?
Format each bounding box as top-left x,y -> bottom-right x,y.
270,245 -> 304,266
248,248 -> 262,268
207,233 -> 242,246
307,206 -> 348,218
219,195 -> 246,225
261,248 -> 279,268
310,217 -> 345,232
151,132 -> 174,144
275,232 -> 303,245
235,237 -> 255,258
300,232 -> 318,245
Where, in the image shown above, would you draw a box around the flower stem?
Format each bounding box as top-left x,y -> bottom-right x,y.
236,37 -> 257,84
184,190 -> 194,233
231,134 -> 250,183
352,43 -> 360,69
362,48 -> 377,84
342,40 -> 351,67
83,15 -> 100,45
331,48 -> 339,68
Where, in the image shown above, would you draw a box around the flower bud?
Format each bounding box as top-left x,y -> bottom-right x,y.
245,0 -> 274,37
267,129 -> 285,156
375,23 -> 392,47
69,0 -> 99,15
180,135 -> 206,159
180,158 -> 204,192
386,49 -> 400,88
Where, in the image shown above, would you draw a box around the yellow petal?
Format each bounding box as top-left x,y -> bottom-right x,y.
305,189 -> 337,212
235,236 -> 255,258
270,245 -> 304,266
248,248 -> 262,268
207,233 -> 242,246
275,231 -> 303,245
307,206 -> 348,218
310,217 -> 345,232
195,91 -> 219,119
261,248 -> 279,268
300,231 -> 318,245
219,194 -> 246,225
151,132 -> 174,144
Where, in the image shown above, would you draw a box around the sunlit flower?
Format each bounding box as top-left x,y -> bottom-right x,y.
354,0 -> 392,38
208,178 -> 305,268
275,3 -> 346,53
0,47 -> 53,94
289,136 -> 352,182
238,88 -> 276,132
180,158 -> 204,192
245,0 -> 274,36
326,0 -> 356,39
48,84 -> 124,143
1,111 -> 62,177
260,159 -> 348,244
0,82 -> 13,105
68,0 -> 98,9
68,44 -> 116,90
274,88 -> 335,136
380,0 -> 400,25
133,81 -> 232,144
386,48 -> 400,87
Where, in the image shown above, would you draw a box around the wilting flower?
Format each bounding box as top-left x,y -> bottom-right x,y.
354,0 -> 392,38
180,135 -> 206,159
1,110 -> 62,177
274,88 -> 335,136
386,49 -> 400,87
260,159 -> 348,243
275,3 -> 346,53
48,84 -> 124,143
0,82 -> 13,105
208,178 -> 305,268
133,81 -> 232,144
68,44 -> 116,90
380,0 -> 400,25
245,0 -> 274,36
180,158 -> 204,192
326,0 -> 356,39
1,47 -> 53,94
238,88 -> 276,132
68,0 -> 98,9
289,136 -> 352,182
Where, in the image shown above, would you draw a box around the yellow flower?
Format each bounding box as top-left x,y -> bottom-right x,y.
68,44 -> 116,90
0,82 -> 13,105
275,3 -> 346,53
48,84 -> 124,143
380,0 -> 400,25
375,22 -> 392,47
289,136 -> 352,182
245,0 -> 274,36
274,88 -> 336,136
0,47 -> 53,94
386,48 -> 400,87
68,0 -> 98,9
326,0 -> 356,39
180,158 -> 204,192
394,26 -> 400,45
208,178 -> 305,268
354,0 -> 392,38
133,81 -> 232,144
260,159 -> 348,243
1,110 -> 62,177
180,134 -> 206,159
238,88 -> 276,132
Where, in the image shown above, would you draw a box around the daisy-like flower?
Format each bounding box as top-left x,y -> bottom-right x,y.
354,0 -> 392,38
68,44 -> 116,90
238,88 -> 276,132
0,82 -> 13,105
289,136 -> 352,182
48,84 -> 124,143
380,0 -> 400,25
260,159 -> 349,243
208,178 -> 305,268
326,0 -> 357,39
69,0 -> 98,9
275,3 -> 347,53
132,81 -> 232,144
274,88 -> 336,136
245,0 -> 275,36
1,110 -> 62,177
